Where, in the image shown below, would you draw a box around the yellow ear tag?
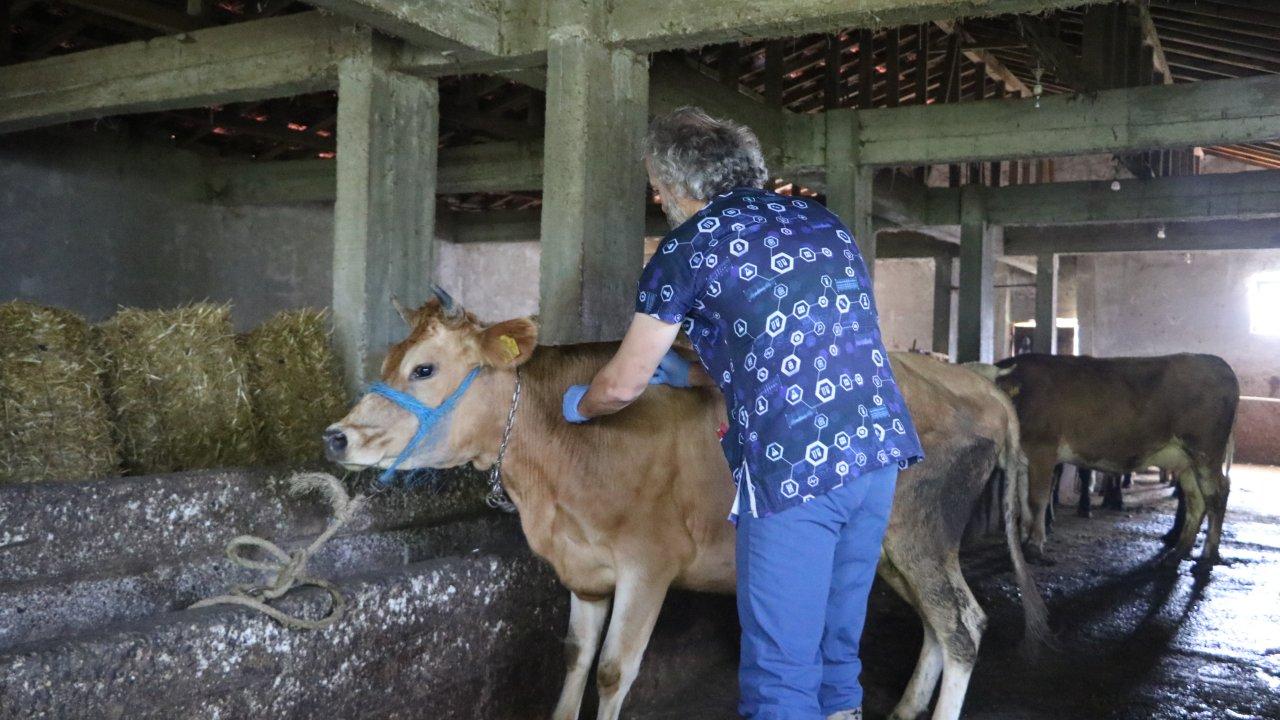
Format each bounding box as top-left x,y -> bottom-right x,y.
498,334 -> 521,362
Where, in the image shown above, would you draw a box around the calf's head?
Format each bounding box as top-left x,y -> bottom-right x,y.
323,288 -> 537,474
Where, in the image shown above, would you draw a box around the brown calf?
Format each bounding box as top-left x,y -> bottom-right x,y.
326,297 -> 1048,720
981,353 -> 1238,569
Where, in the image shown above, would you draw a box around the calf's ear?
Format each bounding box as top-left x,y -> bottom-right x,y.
479,317 -> 538,368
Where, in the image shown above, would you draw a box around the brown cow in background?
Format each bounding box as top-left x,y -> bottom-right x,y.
976,353 -> 1238,571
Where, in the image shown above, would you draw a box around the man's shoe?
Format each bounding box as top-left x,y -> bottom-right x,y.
827,709 -> 862,720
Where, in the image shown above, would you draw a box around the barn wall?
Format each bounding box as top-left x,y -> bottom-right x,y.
0,131 -> 332,330
435,240 -> 540,322
1077,250 -> 1280,397
873,258 -> 940,352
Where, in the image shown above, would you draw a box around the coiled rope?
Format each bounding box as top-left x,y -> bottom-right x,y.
190,472 -> 364,630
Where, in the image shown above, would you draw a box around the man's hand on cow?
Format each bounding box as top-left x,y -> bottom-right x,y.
562,385 -> 591,424
650,349 -> 693,387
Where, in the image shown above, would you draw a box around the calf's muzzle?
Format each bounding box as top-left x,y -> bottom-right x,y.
322,427 -> 348,460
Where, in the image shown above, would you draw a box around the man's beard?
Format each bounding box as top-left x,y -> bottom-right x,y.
661,195 -> 692,229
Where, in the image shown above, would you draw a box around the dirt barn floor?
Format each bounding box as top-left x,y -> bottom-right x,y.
627,464 -> 1280,720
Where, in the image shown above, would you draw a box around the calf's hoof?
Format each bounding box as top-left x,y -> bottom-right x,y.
1023,544 -> 1056,566
1197,552 -> 1228,569
1157,547 -> 1190,568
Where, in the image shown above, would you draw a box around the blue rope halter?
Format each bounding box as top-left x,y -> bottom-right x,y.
365,367 -> 482,486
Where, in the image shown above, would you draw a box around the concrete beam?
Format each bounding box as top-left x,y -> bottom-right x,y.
607,0 -> 1108,53
538,0 -> 650,345
956,187 -> 1001,363
920,170 -> 1280,226
204,140 -> 542,204
789,74 -> 1280,167
441,208 -> 669,244
0,12 -> 358,134
331,38 -> 440,389
205,158 -> 335,204
304,0 -> 503,57
1032,252 -> 1058,353
1004,219 -> 1280,255
874,230 -> 958,259
436,140 -> 543,193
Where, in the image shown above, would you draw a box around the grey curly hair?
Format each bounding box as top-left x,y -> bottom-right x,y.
643,107 -> 770,202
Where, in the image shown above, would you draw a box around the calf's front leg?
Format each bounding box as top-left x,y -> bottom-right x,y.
552,592 -> 611,720
593,571 -> 673,720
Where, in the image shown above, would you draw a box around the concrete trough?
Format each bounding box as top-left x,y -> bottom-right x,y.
0,516 -> 524,648
0,467 -> 490,585
0,467 -> 743,718
0,549 -> 569,720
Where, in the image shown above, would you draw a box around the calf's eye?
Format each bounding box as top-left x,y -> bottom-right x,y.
411,364 -> 436,380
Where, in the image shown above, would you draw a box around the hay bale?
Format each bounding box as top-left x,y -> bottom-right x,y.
0,302 -> 120,483
242,309 -> 349,466
98,303 -> 257,474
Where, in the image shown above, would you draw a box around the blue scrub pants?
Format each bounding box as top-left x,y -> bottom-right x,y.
736,464 -> 898,720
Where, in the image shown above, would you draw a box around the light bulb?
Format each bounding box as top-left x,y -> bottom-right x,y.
1156,225 -> 1167,240
1110,180 -> 1121,191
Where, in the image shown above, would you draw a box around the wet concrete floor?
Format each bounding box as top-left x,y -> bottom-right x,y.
631,464 -> 1280,720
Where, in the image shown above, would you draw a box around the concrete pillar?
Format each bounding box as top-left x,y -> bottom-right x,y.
538,0 -> 650,345
932,254 -> 953,358
824,112 -> 876,282
1033,252 -> 1059,354
332,37 -> 439,390
956,187 -> 1002,363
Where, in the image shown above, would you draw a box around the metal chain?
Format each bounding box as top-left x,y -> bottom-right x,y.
485,368 -> 521,513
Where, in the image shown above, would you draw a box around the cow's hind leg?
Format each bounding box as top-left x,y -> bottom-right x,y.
593,571 -> 672,720
1024,447 -> 1058,562
1102,473 -> 1125,511
1164,470 -> 1207,565
552,592 -> 611,720
879,557 -> 943,720
1162,480 -> 1184,546
911,558 -> 987,720
1076,468 -> 1093,518
1050,464 -> 1063,512
1196,466 -> 1231,569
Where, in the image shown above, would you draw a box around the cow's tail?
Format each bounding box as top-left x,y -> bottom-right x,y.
1000,411 -> 1053,656
1223,425 -> 1236,479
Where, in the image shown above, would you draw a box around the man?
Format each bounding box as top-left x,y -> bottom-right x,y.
561,107 -> 923,720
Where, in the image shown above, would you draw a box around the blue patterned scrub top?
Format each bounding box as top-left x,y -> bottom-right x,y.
637,187 -> 924,521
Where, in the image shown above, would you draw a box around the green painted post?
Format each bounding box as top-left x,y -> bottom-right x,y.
537,0 -> 650,344
933,254 -> 953,357
824,112 -> 877,282
332,36 -> 439,391
1033,252 -> 1059,354
956,186 -> 1001,363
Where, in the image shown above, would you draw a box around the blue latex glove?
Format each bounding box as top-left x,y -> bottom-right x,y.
562,384 -> 591,423
650,349 -> 693,388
